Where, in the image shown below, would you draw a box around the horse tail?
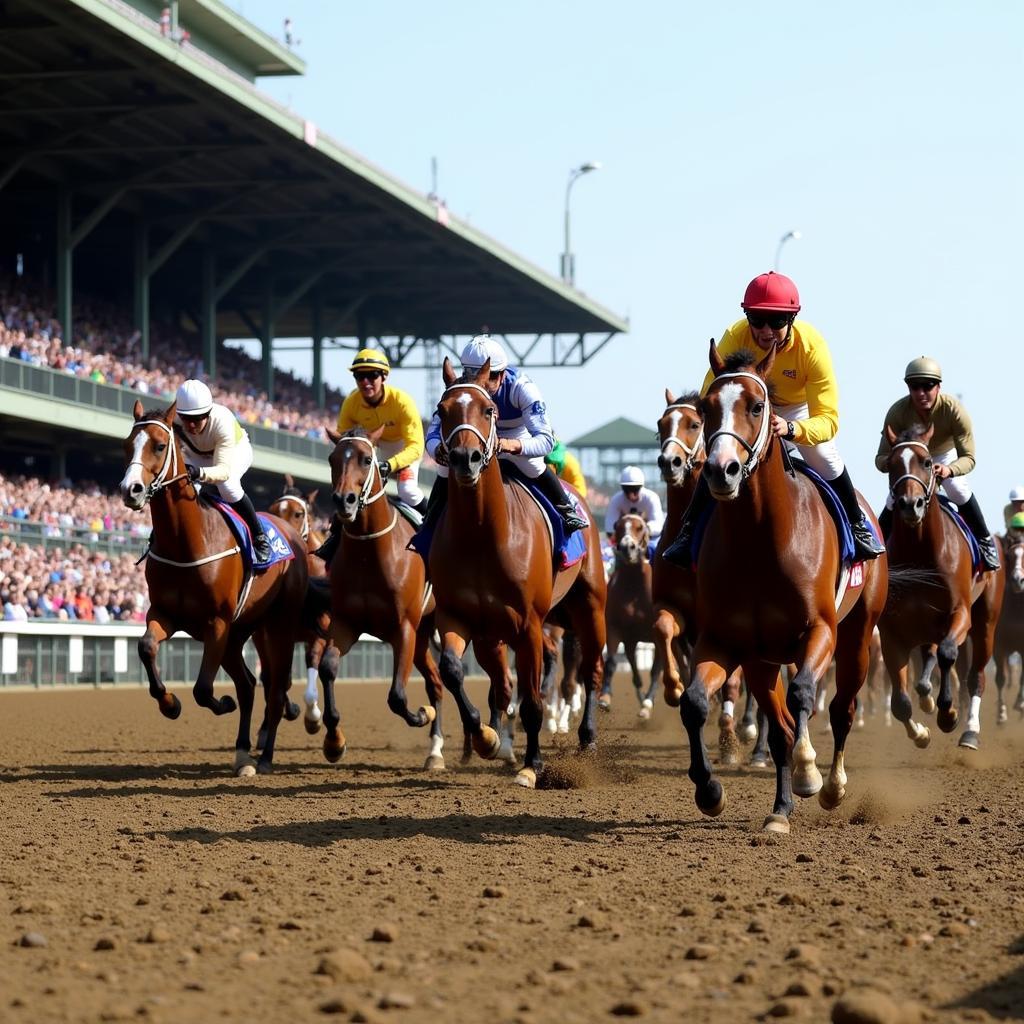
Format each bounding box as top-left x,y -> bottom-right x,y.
884,565 -> 947,614
302,575 -> 332,637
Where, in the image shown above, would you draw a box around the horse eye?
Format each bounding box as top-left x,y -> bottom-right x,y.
751,402 -> 764,416
154,443 -> 167,453
924,459 -> 932,469
688,423 -> 699,430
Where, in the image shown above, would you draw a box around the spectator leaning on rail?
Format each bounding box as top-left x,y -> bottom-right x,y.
874,357 -> 1000,573
423,335 -> 589,534
174,379 -> 271,564
604,466 -> 664,541
662,271 -> 886,568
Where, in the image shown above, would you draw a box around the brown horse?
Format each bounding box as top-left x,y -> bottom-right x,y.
119,400 -> 308,776
321,426 -> 446,768
679,345 -> 887,833
994,531 -> 1024,722
429,358 -> 608,787
604,514 -> 662,719
541,624 -> 582,734
878,425 -> 1005,750
267,478 -> 338,734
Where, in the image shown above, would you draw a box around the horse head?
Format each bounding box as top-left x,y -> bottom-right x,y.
120,399 -> 184,510
613,513 -> 650,566
1002,531 -> 1024,593
701,342 -> 776,501
885,423 -> 936,526
657,388 -> 704,487
437,357 -> 497,487
326,425 -> 386,523
268,474 -> 318,541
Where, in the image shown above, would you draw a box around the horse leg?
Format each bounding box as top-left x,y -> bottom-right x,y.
881,634 -> 930,748
679,650 -> 730,816
600,627 -> 619,712
322,623 -> 357,763
717,667 -> 741,766
994,651 -> 1008,726
624,641 -> 649,721
414,622 -> 446,772
511,621 -> 545,788
385,620 -> 434,728
541,633 -> 559,733
738,676 -> 758,742
484,643 -> 517,765
303,637 -> 325,734
220,643 -> 258,777
563,630 -> 583,723
750,701 -> 771,768
788,622 -> 834,797
138,613 -> 181,719
915,643 -> 938,713
254,629 -> 288,774
936,608 -> 971,733
437,624 -> 499,760
959,591 -> 999,750
756,668 -> 796,833
193,618 -> 236,716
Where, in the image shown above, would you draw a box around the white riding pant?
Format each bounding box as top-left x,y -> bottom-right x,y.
777,402 -> 844,481
435,427 -> 547,481
884,447 -> 972,508
188,436 -> 253,503
377,440 -> 424,505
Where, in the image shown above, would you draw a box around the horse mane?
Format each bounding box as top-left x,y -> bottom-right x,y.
673,389 -> 701,410
895,424 -> 931,445
341,426 -> 370,441
712,350 -> 777,402
279,485 -> 304,499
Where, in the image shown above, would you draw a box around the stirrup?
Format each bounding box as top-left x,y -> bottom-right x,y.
851,520 -> 884,560
662,529 -> 694,569
561,511 -> 588,535
253,535 -> 272,564
977,536 -> 1000,573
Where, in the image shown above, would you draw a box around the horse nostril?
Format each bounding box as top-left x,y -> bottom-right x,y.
469,450 -> 482,464
724,460 -> 741,480
129,483 -> 143,496
345,493 -> 356,505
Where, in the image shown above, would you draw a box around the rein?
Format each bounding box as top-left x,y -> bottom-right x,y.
660,402 -> 705,472
704,372 -> 772,478
439,382 -> 498,468
888,440 -> 936,505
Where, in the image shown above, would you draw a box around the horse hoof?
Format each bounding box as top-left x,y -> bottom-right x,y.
423,754 -> 446,772
914,727 -> 931,749
497,739 -> 518,766
792,764 -> 823,798
303,715 -> 322,736
750,753 -> 770,769
996,706 -> 1007,726
598,695 -> 611,712
737,723 -> 757,743
958,730 -> 979,751
283,700 -> 301,722
697,782 -> 726,818
514,767 -> 537,789
417,705 -> 436,726
818,785 -> 844,811
160,694 -> 182,720
236,763 -> 257,778
506,702 -> 517,719
215,695 -> 237,716
663,686 -> 683,708
473,726 -> 501,760
323,736 -> 347,763
762,814 -> 790,834
937,707 -> 958,733
545,717 -> 558,734
256,761 -> 274,775
919,695 -> 936,715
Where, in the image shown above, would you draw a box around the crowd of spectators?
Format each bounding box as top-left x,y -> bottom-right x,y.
0,277 -> 344,440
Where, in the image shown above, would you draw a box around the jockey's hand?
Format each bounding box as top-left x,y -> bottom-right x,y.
770,414 -> 789,437
497,437 -> 522,455
433,444 -> 449,467
377,460 -> 391,482
933,463 -> 952,480
186,464 -> 202,483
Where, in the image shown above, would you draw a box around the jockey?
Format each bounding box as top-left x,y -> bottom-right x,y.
424,335 -> 589,534
875,357 -> 1000,573
174,379 -> 271,564
663,271 -> 885,568
337,349 -> 427,516
545,438 -> 588,498
1004,485 -> 1024,531
604,466 -> 664,540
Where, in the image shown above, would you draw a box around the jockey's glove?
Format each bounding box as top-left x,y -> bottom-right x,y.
378,460 -> 391,482
186,464 -> 203,483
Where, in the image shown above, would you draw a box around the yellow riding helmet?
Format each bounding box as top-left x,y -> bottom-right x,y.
350,349 -> 390,374
904,356 -> 942,383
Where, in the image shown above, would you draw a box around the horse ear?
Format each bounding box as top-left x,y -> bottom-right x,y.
442,357 -> 457,386
326,426 -> 341,445
921,424 -> 935,446
369,425 -> 386,443
474,358 -> 492,384
756,344 -> 776,380
664,387 -> 676,405
307,489 -> 319,505
165,401 -> 177,424
709,339 -> 725,376
284,473 -> 294,488
885,425 -> 898,445
133,399 -> 144,420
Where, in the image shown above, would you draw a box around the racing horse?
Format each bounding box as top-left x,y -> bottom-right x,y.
604,514 -> 663,719
429,358 -> 608,787
994,530 -> 1024,722
119,400 -> 308,775
678,346 -> 888,833
267,477 -> 338,734
878,425 -> 1005,749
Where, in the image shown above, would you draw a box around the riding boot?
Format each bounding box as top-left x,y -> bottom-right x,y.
878,504 -> 893,541
312,515 -> 341,565
535,467 -> 589,534
958,495 -> 1001,572
829,469 -> 885,560
413,497 -> 429,518
231,493 -> 272,564
661,474 -> 711,569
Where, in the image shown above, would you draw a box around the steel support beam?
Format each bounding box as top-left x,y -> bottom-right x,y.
201,249 -> 216,378
261,281 -> 275,402
133,219 -> 150,359
311,287 -> 324,409
56,189 -> 72,343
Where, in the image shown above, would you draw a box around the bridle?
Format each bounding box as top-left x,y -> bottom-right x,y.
439,382 -> 498,469
617,513 -> 650,551
888,440 -> 936,506
127,420 -> 191,505
704,372 -> 772,479
660,402 -> 705,474
273,494 -> 310,541
337,435 -> 396,540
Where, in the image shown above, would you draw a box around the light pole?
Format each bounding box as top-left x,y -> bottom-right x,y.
560,161 -> 601,286
774,229 -> 801,271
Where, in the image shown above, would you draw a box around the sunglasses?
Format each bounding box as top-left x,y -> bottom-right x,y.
622,486 -> 641,495
179,413 -> 207,423
353,371 -> 382,383
487,370 -> 503,382
908,380 -> 939,392
746,312 -> 793,330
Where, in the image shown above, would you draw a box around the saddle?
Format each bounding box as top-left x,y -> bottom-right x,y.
206,495 -> 295,571
936,495 -> 983,576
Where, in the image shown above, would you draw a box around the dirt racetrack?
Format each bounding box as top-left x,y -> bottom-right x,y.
2,678 -> 1023,1024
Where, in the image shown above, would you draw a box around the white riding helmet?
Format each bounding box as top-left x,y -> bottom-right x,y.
620,466 -> 645,487
1010,485 -> 1024,502
460,335 -> 508,374
176,379 -> 214,417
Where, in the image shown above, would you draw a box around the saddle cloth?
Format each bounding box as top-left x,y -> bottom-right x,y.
937,495 -> 983,576
207,495 -> 294,571
409,464 -> 587,570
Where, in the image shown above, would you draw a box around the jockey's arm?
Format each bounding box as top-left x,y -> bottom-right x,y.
386,390 -> 425,472
514,379 -> 556,459
424,411 -> 443,462
335,392 -> 359,434
795,338 -> 839,446
644,490 -> 666,538
197,409 -> 238,484
946,400 -> 976,477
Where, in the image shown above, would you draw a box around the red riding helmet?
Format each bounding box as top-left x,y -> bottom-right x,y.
741,272 -> 801,314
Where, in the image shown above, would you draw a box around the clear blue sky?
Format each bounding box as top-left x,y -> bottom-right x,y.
229,0 -> 1022,523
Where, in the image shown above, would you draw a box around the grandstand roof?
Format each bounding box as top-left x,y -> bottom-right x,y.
0,0 -> 628,357
570,417 -> 656,448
